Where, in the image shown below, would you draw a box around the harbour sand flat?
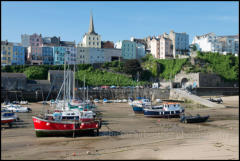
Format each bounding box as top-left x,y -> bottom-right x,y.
1,96 -> 239,160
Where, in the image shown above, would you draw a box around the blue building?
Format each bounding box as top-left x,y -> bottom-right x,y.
53,46 -> 66,65
42,47 -> 54,65
12,44 -> 25,65
121,40 -> 137,59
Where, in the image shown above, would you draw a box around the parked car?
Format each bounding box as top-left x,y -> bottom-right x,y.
93,87 -> 100,90
101,86 -> 110,89
110,85 -> 116,89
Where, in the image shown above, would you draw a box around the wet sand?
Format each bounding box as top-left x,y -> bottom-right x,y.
1,96 -> 239,160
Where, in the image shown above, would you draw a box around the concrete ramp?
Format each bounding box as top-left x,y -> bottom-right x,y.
170,89 -> 226,108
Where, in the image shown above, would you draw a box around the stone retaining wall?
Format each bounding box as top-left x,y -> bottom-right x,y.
1,89 -> 170,102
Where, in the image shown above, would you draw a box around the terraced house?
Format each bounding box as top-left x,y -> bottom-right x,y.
12,43 -> 25,65
1,41 -> 13,66
26,33 -> 43,65
53,46 -> 66,65
42,46 -> 54,65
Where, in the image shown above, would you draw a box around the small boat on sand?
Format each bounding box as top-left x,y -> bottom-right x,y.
131,98 -> 151,114
180,114 -> 209,123
144,102 -> 184,118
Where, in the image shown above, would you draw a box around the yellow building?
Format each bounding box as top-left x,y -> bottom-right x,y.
1,41 -> 13,66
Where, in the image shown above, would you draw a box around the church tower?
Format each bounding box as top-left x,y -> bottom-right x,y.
80,11 -> 101,48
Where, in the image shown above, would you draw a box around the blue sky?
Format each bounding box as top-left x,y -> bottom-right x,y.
1,1 -> 239,44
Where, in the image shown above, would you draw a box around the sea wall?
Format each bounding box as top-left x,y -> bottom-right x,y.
1,89 -> 170,102
195,87 -> 239,96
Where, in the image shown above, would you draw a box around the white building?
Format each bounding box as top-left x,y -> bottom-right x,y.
78,12 -> 101,48
150,37 -> 160,58
114,41 -> 122,49
192,33 -> 222,53
76,47 -> 90,64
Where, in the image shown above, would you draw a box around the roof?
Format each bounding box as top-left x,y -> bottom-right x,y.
1,72 -> 26,78
218,35 -> 239,39
1,41 -> 13,46
60,41 -> 75,47
88,11 -> 96,35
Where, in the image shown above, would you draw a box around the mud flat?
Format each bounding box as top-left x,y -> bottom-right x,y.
1,96 -> 239,160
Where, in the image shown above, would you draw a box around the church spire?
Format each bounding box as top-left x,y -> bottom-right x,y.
88,11 -> 96,34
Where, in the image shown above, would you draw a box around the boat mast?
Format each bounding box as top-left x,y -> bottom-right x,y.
83,75 -> 85,103
73,63 -> 75,100
87,85 -> 88,102
63,52 -> 66,110
68,63 -> 71,102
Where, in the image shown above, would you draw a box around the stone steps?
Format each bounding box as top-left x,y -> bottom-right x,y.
170,89 -> 225,108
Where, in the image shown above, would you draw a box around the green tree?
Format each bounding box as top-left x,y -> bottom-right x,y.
24,66 -> 48,80
123,59 -> 142,79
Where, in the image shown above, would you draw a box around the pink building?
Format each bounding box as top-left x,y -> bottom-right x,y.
159,36 -> 173,59
150,36 -> 173,59
27,33 -> 43,65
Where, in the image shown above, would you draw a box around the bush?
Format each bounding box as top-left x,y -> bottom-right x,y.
196,51 -> 238,81
24,66 -> 48,80
76,69 -> 148,86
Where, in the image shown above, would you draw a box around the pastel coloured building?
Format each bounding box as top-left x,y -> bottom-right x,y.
42,46 -> 54,65
121,40 -> 137,59
53,46 -> 66,65
12,43 -> 25,65
65,46 -> 77,65
26,33 -> 43,65
1,41 -> 13,66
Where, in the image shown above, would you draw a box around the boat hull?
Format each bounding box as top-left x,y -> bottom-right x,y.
183,116 -> 209,123
32,116 -> 101,137
144,110 -> 181,118
132,106 -> 144,114
1,118 -> 15,124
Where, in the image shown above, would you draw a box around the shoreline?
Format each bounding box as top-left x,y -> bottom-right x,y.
1,95 -> 239,160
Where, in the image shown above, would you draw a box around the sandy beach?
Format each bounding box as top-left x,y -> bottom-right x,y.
1,96 -> 239,160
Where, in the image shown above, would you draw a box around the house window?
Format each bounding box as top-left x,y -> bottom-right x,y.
89,37 -> 91,40
89,42 -> 91,45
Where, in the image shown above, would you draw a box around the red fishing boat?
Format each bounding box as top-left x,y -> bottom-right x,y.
32,55 -> 102,137
32,114 -> 101,137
